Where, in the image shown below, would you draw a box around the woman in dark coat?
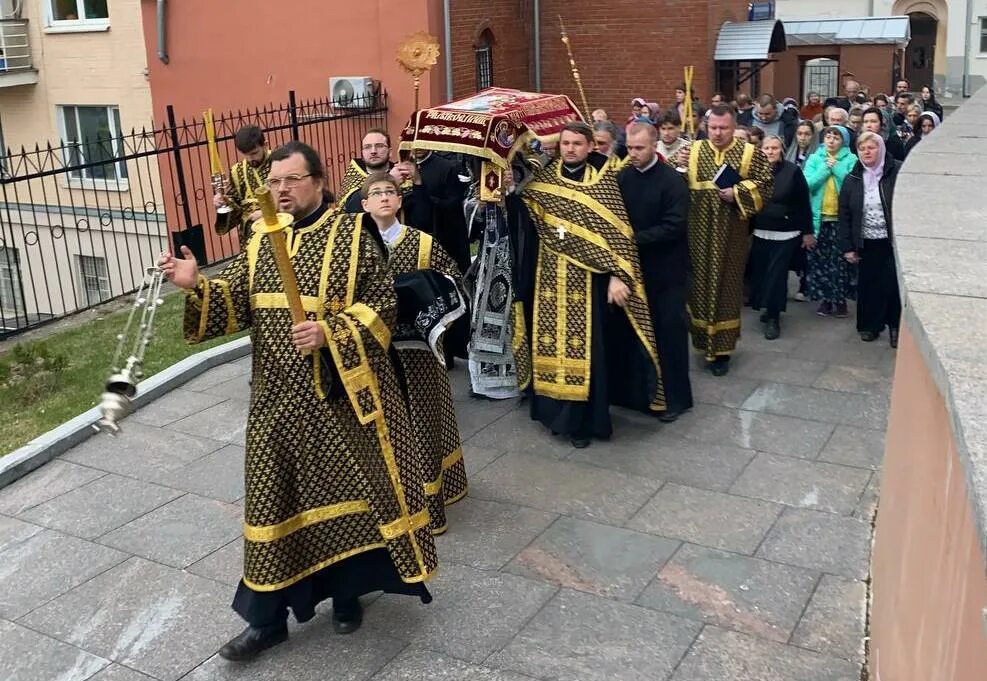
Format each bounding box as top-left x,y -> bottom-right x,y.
919,85 -> 944,120
838,131 -> 903,348
903,111 -> 940,158
749,135 -> 814,339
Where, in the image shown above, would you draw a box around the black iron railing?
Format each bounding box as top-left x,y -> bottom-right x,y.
0,90 -> 388,339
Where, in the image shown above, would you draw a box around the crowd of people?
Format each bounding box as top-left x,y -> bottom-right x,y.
152,76 -> 929,662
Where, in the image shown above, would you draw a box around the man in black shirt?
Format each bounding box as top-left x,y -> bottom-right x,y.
616,122 -> 692,421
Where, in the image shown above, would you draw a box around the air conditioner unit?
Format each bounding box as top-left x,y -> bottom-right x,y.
330,77 -> 376,108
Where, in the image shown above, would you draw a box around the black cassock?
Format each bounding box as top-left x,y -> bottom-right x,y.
615,159 -> 694,414
513,155 -> 616,441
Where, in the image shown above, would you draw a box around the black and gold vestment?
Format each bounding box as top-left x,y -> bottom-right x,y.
384,225 -> 467,535
516,154 -> 665,440
684,139 -> 773,359
215,152 -> 272,247
184,202 -> 436,624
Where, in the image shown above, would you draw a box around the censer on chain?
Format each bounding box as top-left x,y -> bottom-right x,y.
94,266 -> 167,434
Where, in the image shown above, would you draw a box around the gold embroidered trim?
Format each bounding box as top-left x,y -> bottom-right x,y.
347,302 -> 391,350
441,448 -> 463,470
195,274 -> 210,341
345,214 -> 363,308
526,180 -> 635,241
250,292 -> 322,313
242,542 -> 388,592
378,507 -> 431,540
216,279 -> 238,335
243,500 -> 370,543
739,141 -> 755,178
417,232 -> 433,271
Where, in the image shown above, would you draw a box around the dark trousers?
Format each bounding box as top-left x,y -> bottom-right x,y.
856,238 -> 901,334
749,235 -> 800,320
649,284 -> 693,413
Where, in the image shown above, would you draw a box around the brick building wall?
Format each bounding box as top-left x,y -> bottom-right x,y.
448,0 -> 751,119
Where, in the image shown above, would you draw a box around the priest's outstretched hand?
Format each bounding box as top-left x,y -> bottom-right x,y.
157,245 -> 199,289
608,276 -> 630,307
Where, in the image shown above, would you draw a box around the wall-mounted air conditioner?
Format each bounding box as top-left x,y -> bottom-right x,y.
330,77 -> 377,108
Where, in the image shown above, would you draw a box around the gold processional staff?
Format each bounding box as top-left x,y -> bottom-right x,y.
559,16 -> 590,118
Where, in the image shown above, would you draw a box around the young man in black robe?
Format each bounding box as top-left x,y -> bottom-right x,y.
616,122 -> 693,421
512,122 -> 665,448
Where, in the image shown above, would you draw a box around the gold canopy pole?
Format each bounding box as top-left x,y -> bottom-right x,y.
683,65 -> 696,137
559,16 -> 590,118
251,186 -> 306,327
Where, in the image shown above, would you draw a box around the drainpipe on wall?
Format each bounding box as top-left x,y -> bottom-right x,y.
443,0 -> 453,101
156,0 -> 169,64
533,0 -> 541,91
963,0 -> 973,96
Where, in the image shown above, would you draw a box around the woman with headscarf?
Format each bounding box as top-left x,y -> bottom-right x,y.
749,135 -> 813,339
628,97 -> 647,124
838,131 -> 903,347
903,111 -> 941,158
919,85 -> 944,120
803,125 -> 858,318
785,120 -> 819,168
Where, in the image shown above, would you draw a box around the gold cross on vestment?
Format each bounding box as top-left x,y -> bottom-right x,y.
555,223 -> 566,240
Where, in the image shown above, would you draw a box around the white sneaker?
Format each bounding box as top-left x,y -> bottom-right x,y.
793,292 -> 807,302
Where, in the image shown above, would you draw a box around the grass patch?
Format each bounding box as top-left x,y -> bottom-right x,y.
0,292 -> 246,456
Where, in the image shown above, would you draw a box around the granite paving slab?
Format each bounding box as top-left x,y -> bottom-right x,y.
460,443 -> 506,476
373,648 -> 539,680
466,407 -> 578,460
158,444 -> 245,502
504,516 -> 680,602
60,422 -> 225,485
0,619 -> 109,681
676,405 -> 835,460
791,574 -> 867,662
179,362 -> 249,391
85,664 -> 158,681
20,557 -> 243,681
627,483 -> 782,555
437,498 -> 558,570
670,626 -> 860,681
689,371 -> 761,408
0,530 -> 128,619
165,400 -> 249,444
487,588 -> 702,681
128,388 -> 228,428
757,508 -> 872,579
0,514 -> 44,553
818,425 -> 887,471
0,461 -> 105,516
199,373 -> 252,401
365,563 -> 557,664
570,431 -> 755,492
635,543 -> 818,643
470,453 -> 662,525
18,473 -> 182,539
812,364 -> 891,396
741,382 -> 889,429
732,353 -> 829,387
99,494 -> 242,568
186,538 -> 243,587
729,453 -> 872,515
184,625 -> 407,681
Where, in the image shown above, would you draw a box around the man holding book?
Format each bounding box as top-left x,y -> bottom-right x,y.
676,105 -> 774,375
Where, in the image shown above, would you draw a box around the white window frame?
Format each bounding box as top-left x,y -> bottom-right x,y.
57,104 -> 129,191
44,0 -> 110,34
980,17 -> 987,54
0,246 -> 24,316
75,254 -> 111,306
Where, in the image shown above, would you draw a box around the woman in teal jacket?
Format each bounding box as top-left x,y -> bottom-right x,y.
803,125 -> 857,317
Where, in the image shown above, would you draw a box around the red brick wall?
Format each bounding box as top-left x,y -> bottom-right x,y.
766,45 -> 898,104
447,0 -> 751,121
449,0 -> 532,99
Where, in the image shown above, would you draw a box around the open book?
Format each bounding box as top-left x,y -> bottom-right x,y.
713,163 -> 742,189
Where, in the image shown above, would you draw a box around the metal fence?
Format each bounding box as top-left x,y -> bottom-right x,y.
0,90 -> 388,339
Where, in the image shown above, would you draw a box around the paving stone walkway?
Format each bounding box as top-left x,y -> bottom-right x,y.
0,301 -> 894,681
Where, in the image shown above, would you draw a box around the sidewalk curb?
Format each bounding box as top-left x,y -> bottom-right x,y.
0,336 -> 252,489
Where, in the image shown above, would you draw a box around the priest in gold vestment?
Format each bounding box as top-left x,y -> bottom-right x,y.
360,172 -> 468,535
514,122 -> 665,448
160,142 -> 435,661
677,105 -> 773,376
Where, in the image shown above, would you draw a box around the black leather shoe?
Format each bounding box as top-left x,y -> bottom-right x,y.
332,599 -> 363,634
759,311 -> 768,323
218,624 -> 288,661
657,409 -> 683,423
859,331 -> 879,342
709,358 -> 730,377
764,319 -> 780,340
889,328 -> 899,349
571,437 -> 591,449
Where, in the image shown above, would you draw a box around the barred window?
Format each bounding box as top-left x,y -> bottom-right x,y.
0,247 -> 23,314
58,105 -> 128,182
475,30 -> 494,91
75,254 -> 111,305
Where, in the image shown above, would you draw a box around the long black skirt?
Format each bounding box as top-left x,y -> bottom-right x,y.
856,238 -> 901,334
749,235 -> 800,319
530,274 -> 613,440
232,547 -> 431,627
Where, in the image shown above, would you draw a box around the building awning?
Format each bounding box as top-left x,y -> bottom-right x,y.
783,16 -> 911,47
714,20 -> 787,61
